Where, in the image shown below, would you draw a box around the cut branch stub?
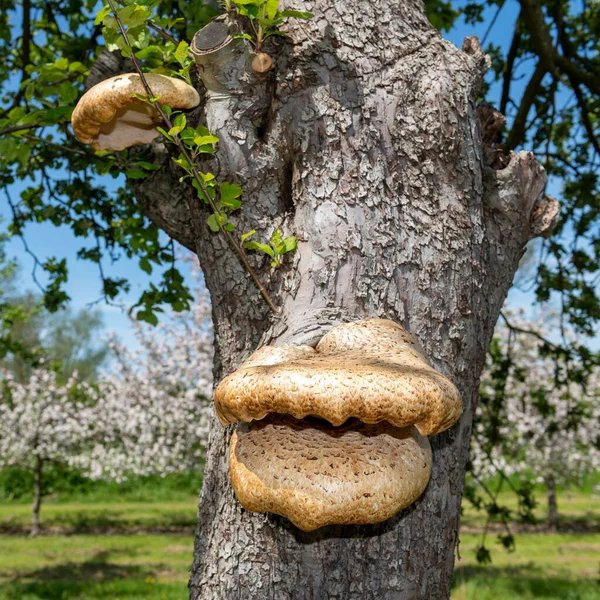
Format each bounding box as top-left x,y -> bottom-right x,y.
190,16 -> 259,95
214,318 -> 462,531
189,17 -> 273,174
192,20 -> 231,53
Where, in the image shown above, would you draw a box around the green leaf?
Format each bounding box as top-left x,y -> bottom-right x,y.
206,213 -> 227,232
139,257 -> 152,274
128,25 -> 151,50
220,182 -> 243,209
174,40 -> 190,66
136,309 -> 158,326
276,235 -> 298,254
241,229 -> 256,243
233,33 -> 254,42
279,9 -> 313,18
173,113 -> 186,131
244,241 -> 275,257
126,169 -> 147,179
68,61 -> 87,74
266,0 -> 279,20
193,134 -> 220,146
172,155 -> 192,171
270,228 -> 282,248
200,172 -> 215,183
94,4 -> 112,26
135,161 -> 161,171
156,126 -> 173,142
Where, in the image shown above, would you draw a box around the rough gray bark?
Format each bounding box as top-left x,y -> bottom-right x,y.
129,0 -> 558,597
30,456 -> 42,537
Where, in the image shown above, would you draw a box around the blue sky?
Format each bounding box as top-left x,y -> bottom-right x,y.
1,0 -> 596,350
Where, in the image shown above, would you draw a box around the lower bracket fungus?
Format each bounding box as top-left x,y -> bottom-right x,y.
215,318 -> 462,531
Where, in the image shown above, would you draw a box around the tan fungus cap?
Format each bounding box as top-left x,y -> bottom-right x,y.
215,319 -> 462,436
71,74 -> 200,151
230,415 -> 432,531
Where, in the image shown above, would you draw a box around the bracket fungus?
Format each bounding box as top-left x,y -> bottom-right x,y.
215,318 -> 462,531
71,74 -> 200,151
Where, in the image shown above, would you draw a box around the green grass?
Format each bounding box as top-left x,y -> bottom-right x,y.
0,482 -> 598,600
1,531 -> 599,600
0,534 -> 192,599
0,467 -> 203,504
452,533 -> 600,599
0,501 -> 198,534
461,486 -> 600,531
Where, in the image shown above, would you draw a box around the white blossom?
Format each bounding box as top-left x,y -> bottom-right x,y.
0,255 -> 214,483
0,366 -> 98,469
471,308 -> 600,487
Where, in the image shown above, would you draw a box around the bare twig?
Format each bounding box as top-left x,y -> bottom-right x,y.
4,188 -> 46,294
500,23 -> 521,115
23,134 -> 90,156
504,61 -> 547,152
0,124 -> 41,136
114,0 -> 179,44
481,0 -> 506,45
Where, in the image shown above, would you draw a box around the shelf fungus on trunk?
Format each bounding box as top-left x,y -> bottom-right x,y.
71,74 -> 200,151
214,319 -> 462,531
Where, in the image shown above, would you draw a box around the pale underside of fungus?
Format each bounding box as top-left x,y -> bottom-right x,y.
71,73 -> 200,151
215,318 -> 462,531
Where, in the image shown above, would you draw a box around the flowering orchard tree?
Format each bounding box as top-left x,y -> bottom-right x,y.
76,275 -> 214,482
0,367 -> 98,535
0,262 -> 214,532
472,309 -> 600,528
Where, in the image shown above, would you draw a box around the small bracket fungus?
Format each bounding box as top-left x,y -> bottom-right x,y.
71,74 -> 200,151
215,318 -> 462,531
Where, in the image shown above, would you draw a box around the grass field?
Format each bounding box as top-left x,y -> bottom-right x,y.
0,487 -> 598,599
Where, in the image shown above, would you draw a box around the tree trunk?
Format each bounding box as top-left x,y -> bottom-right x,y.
30,456 -> 42,537
546,475 -> 559,530
128,0 -> 557,597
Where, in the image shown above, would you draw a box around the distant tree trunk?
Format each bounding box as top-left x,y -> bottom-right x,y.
30,456 -> 42,537
546,474 -> 559,530
127,0 -> 558,596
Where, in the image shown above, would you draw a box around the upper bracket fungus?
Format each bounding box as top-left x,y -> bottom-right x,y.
71,74 -> 200,151
215,318 -> 462,531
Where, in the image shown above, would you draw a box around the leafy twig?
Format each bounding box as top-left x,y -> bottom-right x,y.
105,0 -> 278,314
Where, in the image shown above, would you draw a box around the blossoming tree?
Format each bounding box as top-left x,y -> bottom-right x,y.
0,367 -> 98,535
81,277 -> 214,481
472,309 -> 600,529
0,260 -> 214,532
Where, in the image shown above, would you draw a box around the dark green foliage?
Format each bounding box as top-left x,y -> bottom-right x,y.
0,465 -> 203,503
0,0 -> 217,322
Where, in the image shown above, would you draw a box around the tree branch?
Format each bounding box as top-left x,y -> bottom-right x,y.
519,0 -> 600,96
0,124 -> 40,136
504,61 -> 547,152
570,83 -> 600,156
552,7 -> 600,155
500,23 -> 521,116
